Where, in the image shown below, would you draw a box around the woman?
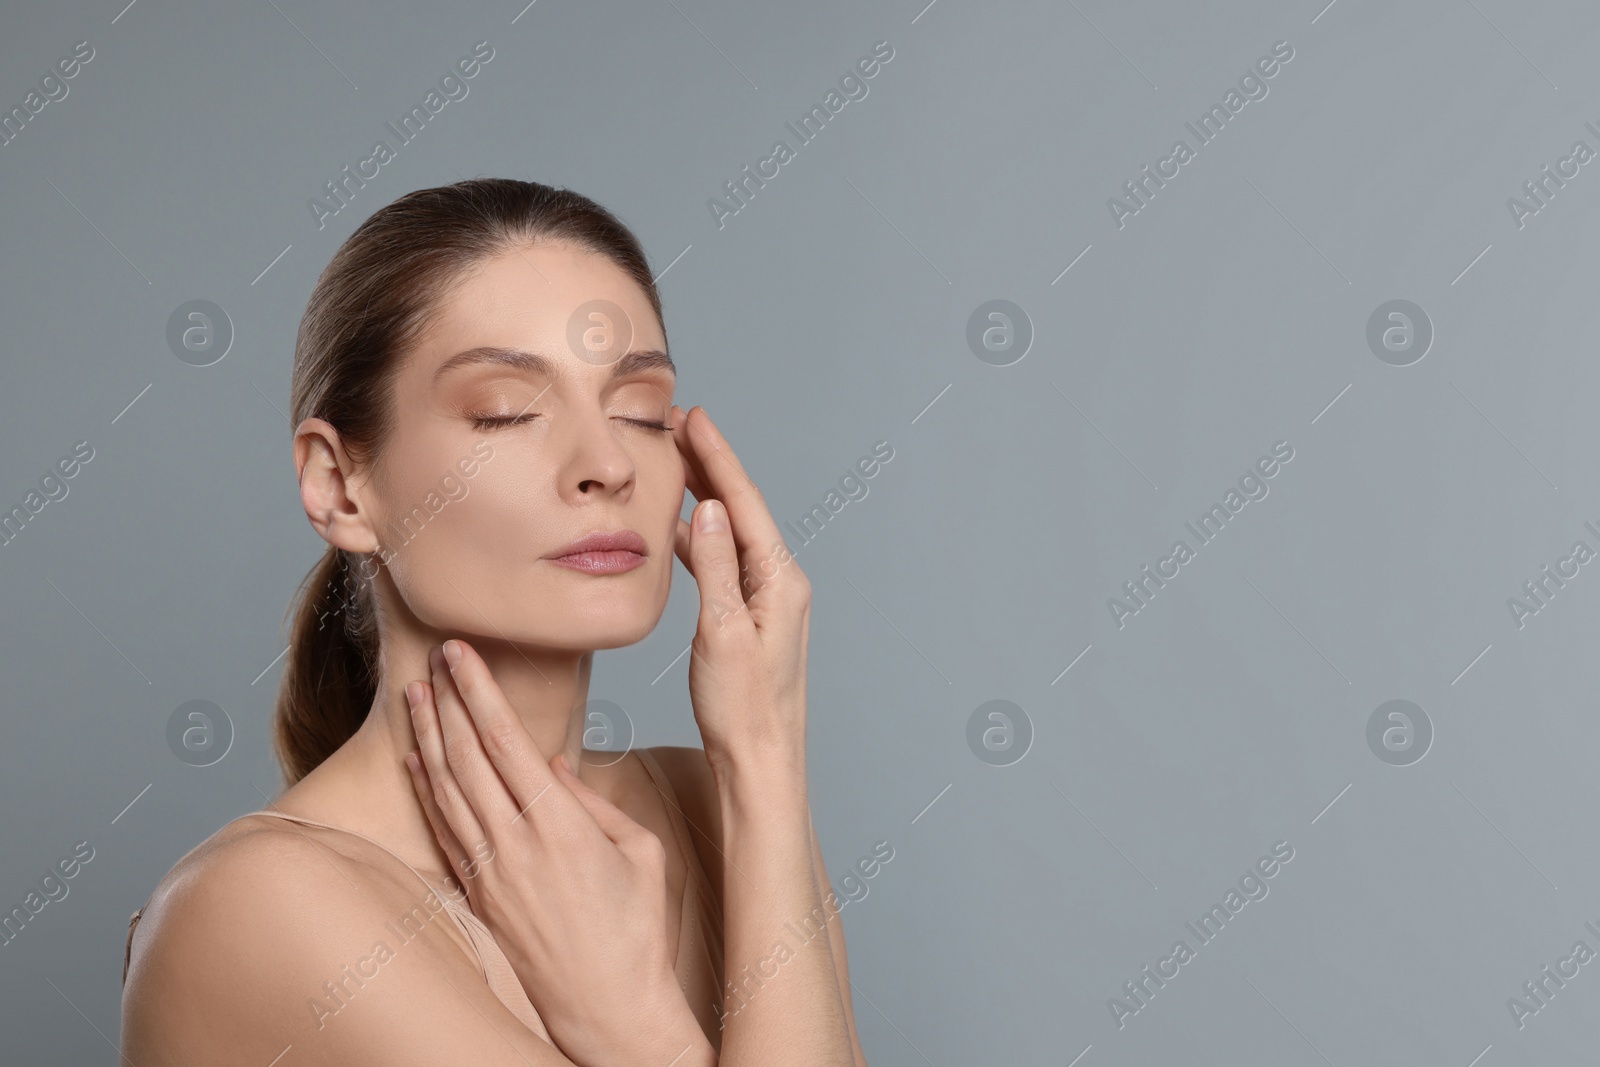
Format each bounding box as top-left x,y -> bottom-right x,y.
119,178 -> 868,1066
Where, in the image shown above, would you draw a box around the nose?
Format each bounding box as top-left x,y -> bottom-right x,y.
557,406 -> 636,500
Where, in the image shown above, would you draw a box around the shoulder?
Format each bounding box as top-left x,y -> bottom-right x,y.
124,814 -> 418,953
120,816 -> 480,1064
124,815 -> 348,961
642,746 -> 724,908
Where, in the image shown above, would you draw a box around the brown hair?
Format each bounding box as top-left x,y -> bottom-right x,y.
274,178 -> 665,786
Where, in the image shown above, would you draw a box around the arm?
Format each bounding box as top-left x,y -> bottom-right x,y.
667,404 -> 857,1066
804,811 -> 870,1067
715,752 -> 856,1066
657,745 -> 866,1067
119,830 -> 587,1066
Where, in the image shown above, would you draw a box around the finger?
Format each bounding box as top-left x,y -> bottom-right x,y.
440,639 -> 575,834
672,404 -> 743,583
409,662 -> 489,863
688,498 -> 753,638
674,404 -> 741,528
683,404 -> 755,485
681,406 -> 797,597
401,738 -> 472,896
673,515 -> 694,573
671,405 -> 713,503
553,753 -> 655,854
430,644 -> 535,845
672,405 -> 707,573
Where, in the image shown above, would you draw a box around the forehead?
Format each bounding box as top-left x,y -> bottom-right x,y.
419,239 -> 666,367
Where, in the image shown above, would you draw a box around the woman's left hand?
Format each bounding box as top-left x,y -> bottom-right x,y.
669,403 -> 813,779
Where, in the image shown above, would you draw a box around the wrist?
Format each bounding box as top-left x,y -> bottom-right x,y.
715,758 -> 808,819
707,731 -> 807,796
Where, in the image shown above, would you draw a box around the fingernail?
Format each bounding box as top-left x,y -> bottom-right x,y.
405,682 -> 422,711
404,751 -> 419,774
698,499 -> 725,533
443,640 -> 462,669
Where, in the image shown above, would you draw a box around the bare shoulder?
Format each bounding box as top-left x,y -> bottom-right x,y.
119,818 -> 354,1059
120,816 -> 561,1066
122,814 -> 413,977
121,815 -> 351,976
644,746 -> 725,910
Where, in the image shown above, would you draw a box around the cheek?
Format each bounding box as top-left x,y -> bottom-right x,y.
654,451 -> 687,500
378,458 -> 533,579
649,455 -> 687,529
438,467 -> 564,559
380,467 -> 556,625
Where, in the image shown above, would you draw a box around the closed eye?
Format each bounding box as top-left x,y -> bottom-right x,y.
620,417 -> 673,432
468,412 -> 539,430
467,413 -> 673,432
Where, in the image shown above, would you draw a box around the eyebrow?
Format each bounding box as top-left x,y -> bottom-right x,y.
433,346 -> 676,383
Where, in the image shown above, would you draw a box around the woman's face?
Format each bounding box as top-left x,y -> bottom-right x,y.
361,239 -> 683,651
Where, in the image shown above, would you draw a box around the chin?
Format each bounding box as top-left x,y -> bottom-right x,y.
544,590 -> 668,650
553,614 -> 661,651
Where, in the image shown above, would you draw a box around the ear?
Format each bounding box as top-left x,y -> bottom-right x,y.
294,417 -> 381,553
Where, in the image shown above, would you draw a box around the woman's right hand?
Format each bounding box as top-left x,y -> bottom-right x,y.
403,639 -> 712,1067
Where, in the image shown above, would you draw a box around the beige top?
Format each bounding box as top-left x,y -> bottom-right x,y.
123,749 -> 725,1049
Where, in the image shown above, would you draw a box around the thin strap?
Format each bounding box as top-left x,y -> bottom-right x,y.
243,809 -> 462,904
123,908 -> 143,985
634,747 -> 725,1031
633,750 -> 711,894
241,810 -> 501,983
244,816 -> 548,1038
122,810 -> 487,992
123,810 -> 456,989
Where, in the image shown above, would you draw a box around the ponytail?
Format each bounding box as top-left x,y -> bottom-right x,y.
272,546 -> 379,785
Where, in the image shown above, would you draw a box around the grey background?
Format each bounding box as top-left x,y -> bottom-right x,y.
2,0 -> 1598,1063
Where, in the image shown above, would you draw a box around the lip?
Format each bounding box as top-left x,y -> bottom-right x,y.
544,529 -> 648,574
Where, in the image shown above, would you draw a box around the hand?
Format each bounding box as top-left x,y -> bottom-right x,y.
403,640 -> 710,1067
671,404 -> 813,776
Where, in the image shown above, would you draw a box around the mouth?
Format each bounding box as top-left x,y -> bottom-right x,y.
544,529 -> 648,574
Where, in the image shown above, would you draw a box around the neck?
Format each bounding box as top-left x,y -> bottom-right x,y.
302,629 -> 597,884
372,629 -> 595,776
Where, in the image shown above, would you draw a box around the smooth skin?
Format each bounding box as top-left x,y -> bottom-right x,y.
119,240 -> 867,1066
